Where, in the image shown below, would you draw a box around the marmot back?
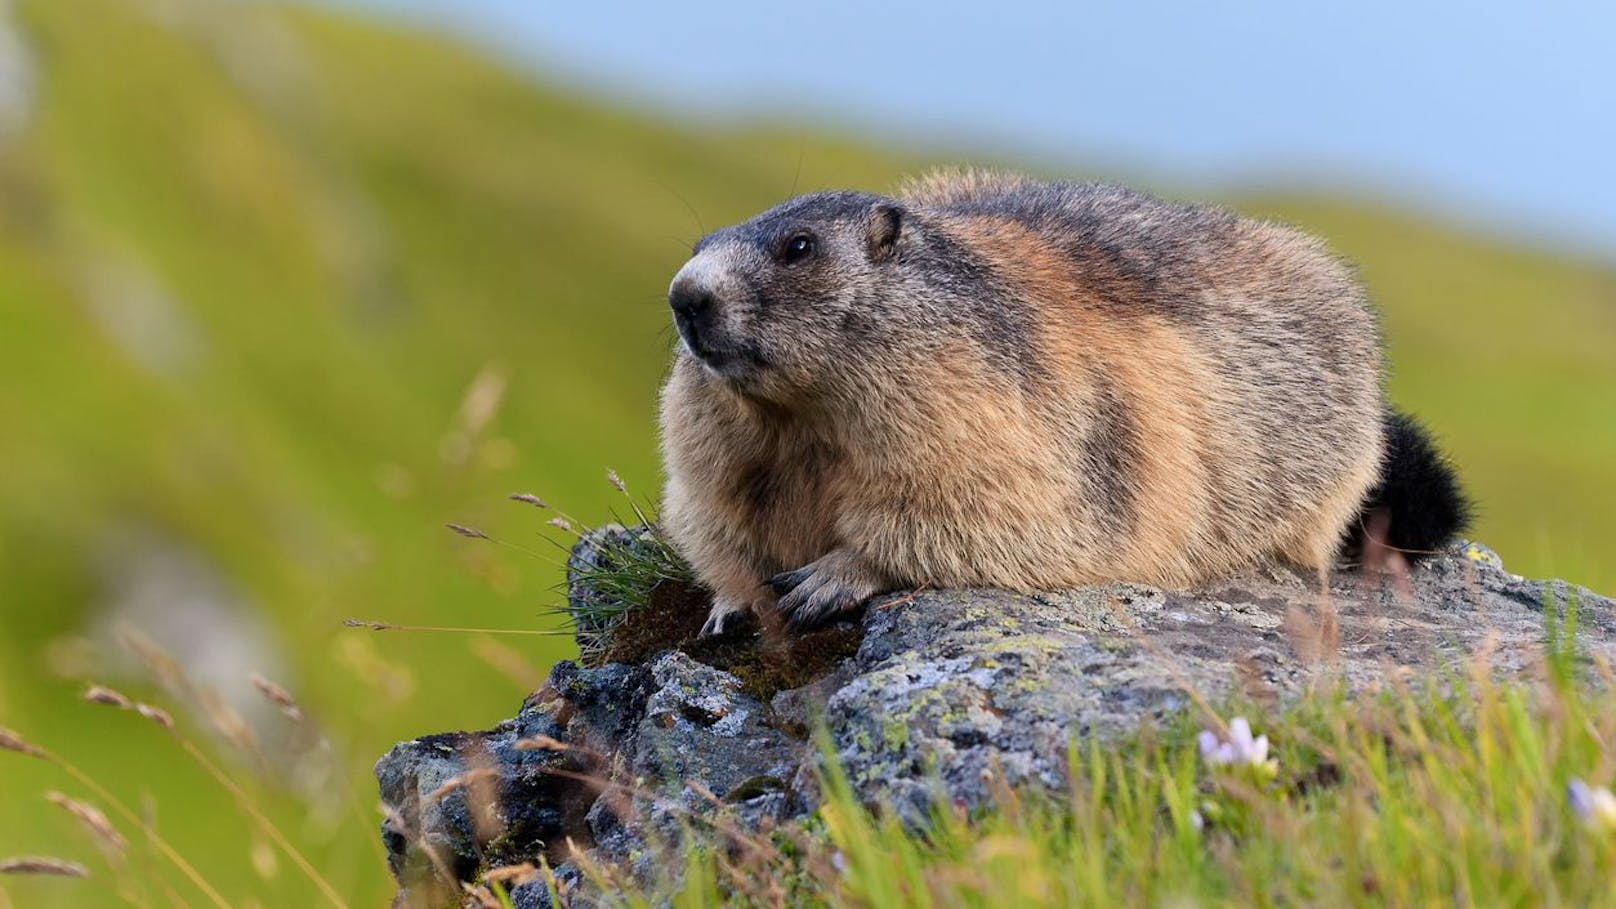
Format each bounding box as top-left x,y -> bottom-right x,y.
659,170 -> 1466,633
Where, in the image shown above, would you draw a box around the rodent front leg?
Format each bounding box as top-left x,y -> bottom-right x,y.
693,552 -> 771,637
768,548 -> 889,630
699,595 -> 757,637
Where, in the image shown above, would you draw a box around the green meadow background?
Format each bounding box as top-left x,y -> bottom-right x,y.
0,0 -> 1611,905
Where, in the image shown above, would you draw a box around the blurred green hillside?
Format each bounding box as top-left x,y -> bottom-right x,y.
0,0 -> 1610,905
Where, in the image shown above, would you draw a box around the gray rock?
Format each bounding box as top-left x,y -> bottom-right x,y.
376,536 -> 1614,901
505,863 -> 584,909
633,651 -> 799,801
587,651 -> 799,879
376,661 -> 644,904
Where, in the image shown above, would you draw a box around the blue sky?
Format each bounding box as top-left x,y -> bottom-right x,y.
329,0 -> 1616,258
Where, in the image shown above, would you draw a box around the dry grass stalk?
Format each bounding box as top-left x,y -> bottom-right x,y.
508,493 -> 548,508
80,682 -> 345,906
513,735 -> 568,753
250,837 -> 279,881
45,792 -> 127,854
82,686 -> 133,710
460,744 -> 506,847
116,628 -> 186,698
249,674 -> 305,723
0,857 -> 89,878
560,839 -> 626,897
446,522 -> 490,540
170,735 -> 350,909
345,617 -> 560,636
382,804 -> 461,898
875,584 -> 930,612
462,882 -> 502,908
199,690 -> 260,759
0,724 -> 229,907
455,365 -> 506,438
134,704 -> 176,732
0,727 -> 43,759
483,863 -> 538,886
427,767 -> 502,804
439,365 -> 508,467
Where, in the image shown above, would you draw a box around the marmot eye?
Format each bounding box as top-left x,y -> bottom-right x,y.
782,234 -> 814,263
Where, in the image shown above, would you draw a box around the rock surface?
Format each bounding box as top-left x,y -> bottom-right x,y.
376,532 -> 1613,905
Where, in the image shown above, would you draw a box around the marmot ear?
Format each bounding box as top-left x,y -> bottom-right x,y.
866,204 -> 902,263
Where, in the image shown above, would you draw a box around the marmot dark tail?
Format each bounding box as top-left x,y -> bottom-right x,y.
1355,409 -> 1471,559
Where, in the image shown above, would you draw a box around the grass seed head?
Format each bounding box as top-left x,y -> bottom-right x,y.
0,857 -> 89,878
83,685 -> 134,710
0,727 -> 43,759
135,703 -> 176,732
342,618 -> 393,630
45,792 -> 127,854
250,674 -> 305,722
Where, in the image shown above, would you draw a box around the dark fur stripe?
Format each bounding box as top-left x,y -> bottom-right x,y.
1081,373 -> 1140,536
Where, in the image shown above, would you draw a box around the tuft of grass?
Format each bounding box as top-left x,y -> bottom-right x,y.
559,522 -> 697,666
539,472 -> 698,665
439,475 -> 701,664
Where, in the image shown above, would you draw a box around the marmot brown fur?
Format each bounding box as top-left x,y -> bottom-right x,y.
659,170 -> 1467,634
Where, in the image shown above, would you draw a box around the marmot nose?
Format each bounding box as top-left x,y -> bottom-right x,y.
668,281 -> 716,321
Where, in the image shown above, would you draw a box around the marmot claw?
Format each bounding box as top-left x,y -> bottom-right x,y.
699,600 -> 756,638
770,552 -> 879,630
767,565 -> 814,596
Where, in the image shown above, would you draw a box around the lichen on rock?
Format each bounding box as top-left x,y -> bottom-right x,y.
376,528 -> 1614,904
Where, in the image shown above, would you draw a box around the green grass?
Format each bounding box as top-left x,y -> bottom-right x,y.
0,0 -> 1611,905
548,660 -> 1616,908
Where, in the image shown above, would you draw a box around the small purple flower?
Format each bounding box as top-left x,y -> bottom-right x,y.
830,850 -> 847,874
1568,779 -> 1616,830
1199,717 -> 1278,779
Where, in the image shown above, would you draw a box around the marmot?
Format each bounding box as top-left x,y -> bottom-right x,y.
659,170 -> 1468,634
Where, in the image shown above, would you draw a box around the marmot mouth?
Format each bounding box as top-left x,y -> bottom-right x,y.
676,318 -> 766,379
675,317 -> 736,369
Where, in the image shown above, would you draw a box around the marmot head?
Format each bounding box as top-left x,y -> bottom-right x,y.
667,191 -> 907,399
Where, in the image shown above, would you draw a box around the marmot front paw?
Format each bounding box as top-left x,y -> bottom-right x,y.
768,550 -> 885,630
